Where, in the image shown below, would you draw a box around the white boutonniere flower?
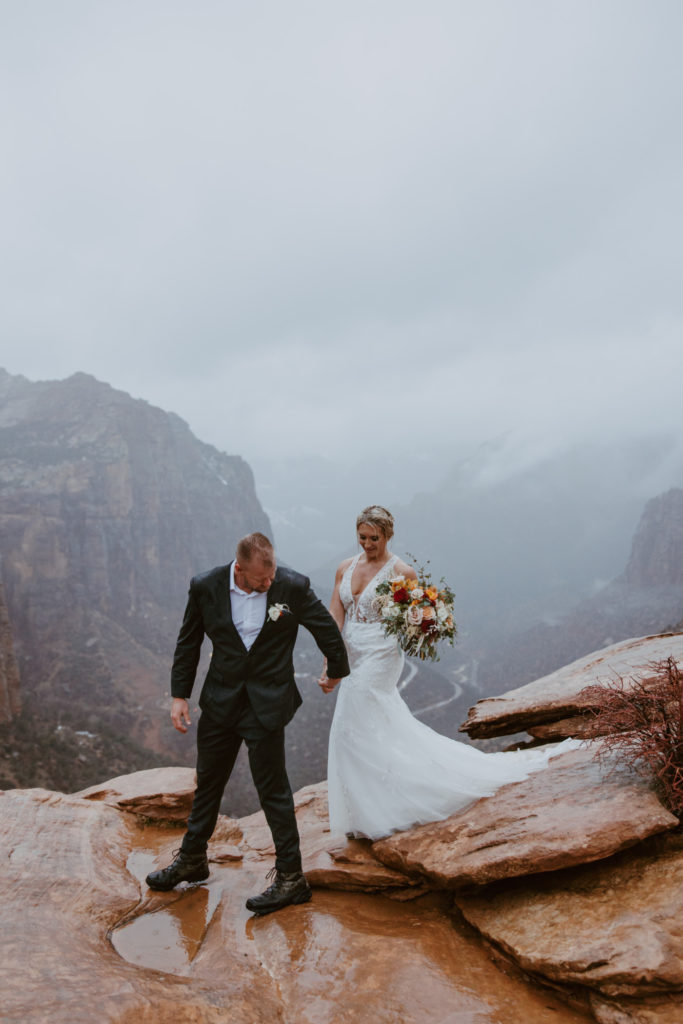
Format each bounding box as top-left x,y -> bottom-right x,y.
268,602 -> 291,621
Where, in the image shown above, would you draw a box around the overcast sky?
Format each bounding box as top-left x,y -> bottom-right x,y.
1,1 -> 682,467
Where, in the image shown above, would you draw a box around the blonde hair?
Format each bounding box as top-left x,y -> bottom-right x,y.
356,505 -> 395,540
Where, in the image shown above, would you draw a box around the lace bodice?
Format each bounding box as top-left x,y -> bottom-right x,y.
340,553 -> 398,623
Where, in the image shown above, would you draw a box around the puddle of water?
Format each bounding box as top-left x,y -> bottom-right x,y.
111,846 -> 230,976
111,879 -> 224,975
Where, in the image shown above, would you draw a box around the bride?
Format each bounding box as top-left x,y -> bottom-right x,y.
320,505 -> 577,840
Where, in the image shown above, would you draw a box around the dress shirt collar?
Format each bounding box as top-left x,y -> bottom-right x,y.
230,560 -> 266,598
230,560 -> 248,596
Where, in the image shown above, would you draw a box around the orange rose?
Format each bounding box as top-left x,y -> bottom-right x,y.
422,605 -> 436,621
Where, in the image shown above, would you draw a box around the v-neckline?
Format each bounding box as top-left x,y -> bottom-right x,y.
350,553 -> 396,603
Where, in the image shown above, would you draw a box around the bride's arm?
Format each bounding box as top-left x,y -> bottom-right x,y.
328,560 -> 349,632
318,559 -> 350,693
393,557 -> 416,581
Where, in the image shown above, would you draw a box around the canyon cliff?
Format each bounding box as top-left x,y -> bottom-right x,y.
0,575 -> 20,722
0,368 -> 269,790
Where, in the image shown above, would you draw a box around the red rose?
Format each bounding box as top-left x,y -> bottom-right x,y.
420,619 -> 436,634
393,588 -> 408,603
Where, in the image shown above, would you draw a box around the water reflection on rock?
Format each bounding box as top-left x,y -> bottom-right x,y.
111,880 -> 222,975
111,830 -> 589,1023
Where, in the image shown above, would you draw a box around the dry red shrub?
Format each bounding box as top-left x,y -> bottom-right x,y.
581,656 -> 683,817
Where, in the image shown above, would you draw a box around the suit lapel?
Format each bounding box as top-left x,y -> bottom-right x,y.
248,571 -> 285,654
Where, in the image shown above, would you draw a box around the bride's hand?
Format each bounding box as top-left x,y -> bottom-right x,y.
318,673 -> 341,694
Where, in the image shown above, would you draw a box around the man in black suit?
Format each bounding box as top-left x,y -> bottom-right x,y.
146,532 -> 350,914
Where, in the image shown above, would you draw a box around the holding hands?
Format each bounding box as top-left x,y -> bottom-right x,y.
318,659 -> 342,693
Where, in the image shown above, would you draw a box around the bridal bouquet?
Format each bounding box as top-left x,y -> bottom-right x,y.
374,563 -> 456,661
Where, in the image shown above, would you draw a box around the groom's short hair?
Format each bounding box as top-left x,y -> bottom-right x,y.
236,532 -> 275,566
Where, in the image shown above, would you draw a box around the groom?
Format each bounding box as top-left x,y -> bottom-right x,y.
146,532 -> 350,914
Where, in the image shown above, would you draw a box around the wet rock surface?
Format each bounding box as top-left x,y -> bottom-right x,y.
1,779 -> 590,1024
0,787 -> 274,1024
372,747 -> 678,887
460,632 -> 683,739
456,831 -> 683,1000
239,782 -> 429,896
590,993 -> 683,1024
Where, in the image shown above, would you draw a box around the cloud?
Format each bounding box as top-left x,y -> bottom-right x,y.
1,1 -> 682,461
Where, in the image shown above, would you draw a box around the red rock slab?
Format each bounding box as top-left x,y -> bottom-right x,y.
456,831 -> 683,999
240,889 -> 592,1024
101,790 -> 592,1024
211,812 -> 243,843
528,713 -> 598,740
591,992 -> 683,1024
238,781 -> 423,894
372,746 -> 678,888
0,788 -> 279,1023
460,632 -> 683,739
307,837 -> 429,896
77,765 -> 196,821
208,843 -> 243,863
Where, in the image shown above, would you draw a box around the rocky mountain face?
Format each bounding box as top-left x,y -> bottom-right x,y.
0,575 -> 20,722
623,487 -> 683,588
0,369 -> 269,791
465,488 -> 683,699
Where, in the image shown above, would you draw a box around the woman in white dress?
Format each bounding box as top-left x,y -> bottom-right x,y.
321,505 -> 577,841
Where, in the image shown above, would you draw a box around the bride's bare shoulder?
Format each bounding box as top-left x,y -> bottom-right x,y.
393,557 -> 415,579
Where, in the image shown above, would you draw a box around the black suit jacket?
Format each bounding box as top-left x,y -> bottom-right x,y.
170,563 -> 350,731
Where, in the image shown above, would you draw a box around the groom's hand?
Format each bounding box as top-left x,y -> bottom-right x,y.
318,675 -> 341,694
171,698 -> 192,733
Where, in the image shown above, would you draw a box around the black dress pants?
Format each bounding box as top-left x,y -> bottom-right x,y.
180,695 -> 302,873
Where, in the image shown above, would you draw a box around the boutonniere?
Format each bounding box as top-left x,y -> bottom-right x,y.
268,602 -> 291,621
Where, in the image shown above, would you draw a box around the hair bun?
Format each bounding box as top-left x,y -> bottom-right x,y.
356,505 -> 395,540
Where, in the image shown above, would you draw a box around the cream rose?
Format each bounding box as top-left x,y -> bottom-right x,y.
406,605 -> 423,626
410,587 -> 424,600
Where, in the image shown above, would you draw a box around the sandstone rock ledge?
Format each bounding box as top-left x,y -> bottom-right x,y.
459,632 -> 683,741
1,770 -> 589,1024
3,733 -> 683,1024
367,744 -> 683,1023
372,746 -> 678,887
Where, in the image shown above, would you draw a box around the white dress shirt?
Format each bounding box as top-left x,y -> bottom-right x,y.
230,561 -> 268,650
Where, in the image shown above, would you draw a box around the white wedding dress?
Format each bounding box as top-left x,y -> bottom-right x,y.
327,554 -> 578,840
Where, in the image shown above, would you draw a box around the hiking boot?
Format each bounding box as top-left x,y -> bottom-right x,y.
145,849 -> 209,891
245,868 -> 312,915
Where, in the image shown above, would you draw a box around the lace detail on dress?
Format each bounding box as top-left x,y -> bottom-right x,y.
340,554 -> 398,623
